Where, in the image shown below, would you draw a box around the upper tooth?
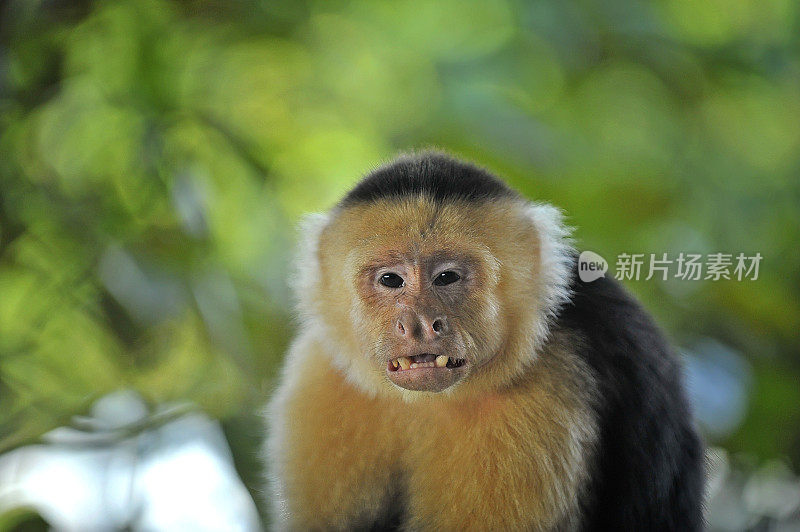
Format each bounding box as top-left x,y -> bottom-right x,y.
435,355 -> 448,368
398,357 -> 411,370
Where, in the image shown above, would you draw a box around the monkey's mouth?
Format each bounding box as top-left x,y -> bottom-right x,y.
387,354 -> 465,371
385,354 -> 467,392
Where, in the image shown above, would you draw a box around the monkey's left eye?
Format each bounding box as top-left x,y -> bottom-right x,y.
433,271 -> 461,286
379,273 -> 404,288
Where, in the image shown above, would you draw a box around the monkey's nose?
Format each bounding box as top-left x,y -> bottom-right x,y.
395,313 -> 448,341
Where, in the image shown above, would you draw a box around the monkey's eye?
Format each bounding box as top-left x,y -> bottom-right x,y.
433,271 -> 461,286
379,273 -> 404,288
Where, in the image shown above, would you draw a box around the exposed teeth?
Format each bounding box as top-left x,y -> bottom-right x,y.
392,356 -> 456,371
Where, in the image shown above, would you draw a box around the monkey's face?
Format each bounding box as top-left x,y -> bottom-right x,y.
359,252 -> 478,392
309,195 -> 564,399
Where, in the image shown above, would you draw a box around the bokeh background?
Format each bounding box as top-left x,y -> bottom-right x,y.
1,0 -> 799,529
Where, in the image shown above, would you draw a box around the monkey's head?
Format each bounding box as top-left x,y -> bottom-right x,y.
294,152 -> 573,400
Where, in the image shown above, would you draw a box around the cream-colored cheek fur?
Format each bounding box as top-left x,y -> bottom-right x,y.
288,210 -> 388,397
523,203 -> 574,350
290,212 -> 330,324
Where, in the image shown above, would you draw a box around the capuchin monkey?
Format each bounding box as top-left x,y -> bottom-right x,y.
264,152 -> 704,531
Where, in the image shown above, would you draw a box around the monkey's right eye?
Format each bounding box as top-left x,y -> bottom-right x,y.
379,273 -> 404,288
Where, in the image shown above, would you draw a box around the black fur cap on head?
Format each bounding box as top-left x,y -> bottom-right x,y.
339,151 -> 519,207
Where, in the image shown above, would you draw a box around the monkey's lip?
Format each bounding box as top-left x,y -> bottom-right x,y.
385,354 -> 467,392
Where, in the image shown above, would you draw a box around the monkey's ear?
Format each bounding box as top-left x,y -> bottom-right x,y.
523,202 -> 575,342
290,212 -> 331,318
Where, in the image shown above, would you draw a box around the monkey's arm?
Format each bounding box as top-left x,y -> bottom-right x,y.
265,333 -> 403,531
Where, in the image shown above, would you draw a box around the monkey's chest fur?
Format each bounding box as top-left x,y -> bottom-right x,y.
268,333 -> 596,531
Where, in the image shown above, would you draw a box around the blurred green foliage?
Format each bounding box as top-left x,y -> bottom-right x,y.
0,0 -> 799,501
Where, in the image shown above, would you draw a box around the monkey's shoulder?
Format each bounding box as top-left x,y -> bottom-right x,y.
554,272 -> 706,530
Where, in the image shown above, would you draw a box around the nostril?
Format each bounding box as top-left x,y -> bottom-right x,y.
432,319 -> 443,333
397,321 -> 405,335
